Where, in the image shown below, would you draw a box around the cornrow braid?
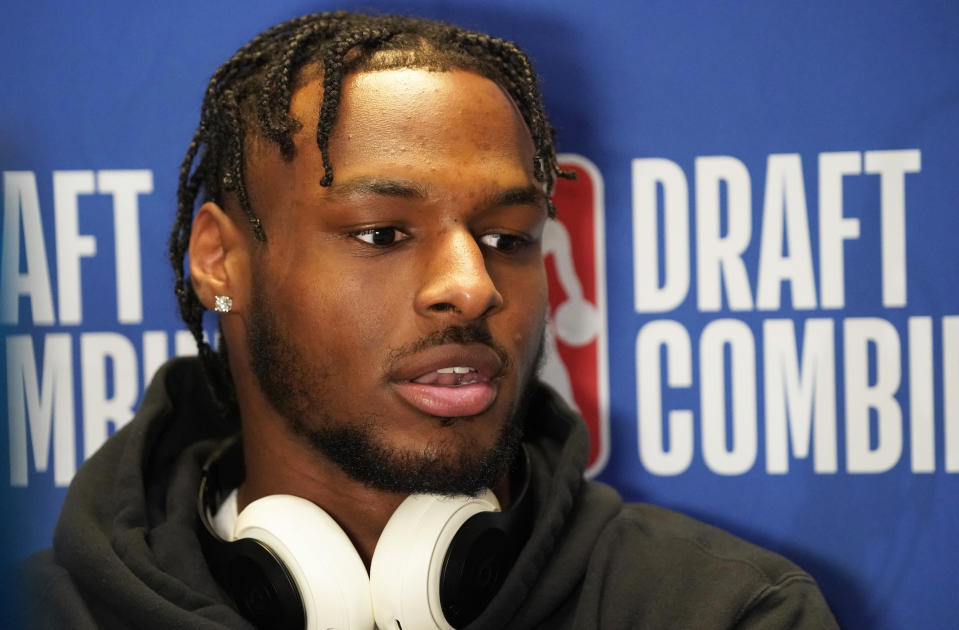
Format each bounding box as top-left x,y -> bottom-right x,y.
317,26 -> 394,185
169,11 -> 573,421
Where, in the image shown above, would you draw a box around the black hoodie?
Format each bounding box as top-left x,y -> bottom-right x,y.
20,357 -> 838,629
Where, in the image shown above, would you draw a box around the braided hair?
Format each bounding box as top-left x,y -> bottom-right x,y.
169,11 -> 573,418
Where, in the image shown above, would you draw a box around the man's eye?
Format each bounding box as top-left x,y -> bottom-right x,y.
480,233 -> 529,253
352,227 -> 408,246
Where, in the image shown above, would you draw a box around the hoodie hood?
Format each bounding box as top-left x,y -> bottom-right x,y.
42,357 -> 249,628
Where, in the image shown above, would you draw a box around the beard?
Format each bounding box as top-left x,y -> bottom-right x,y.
247,285 -> 544,496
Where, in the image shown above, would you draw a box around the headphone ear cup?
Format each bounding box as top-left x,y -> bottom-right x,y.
437,510 -> 518,628
369,490 -> 500,630
234,495 -> 375,630
218,536 -> 304,629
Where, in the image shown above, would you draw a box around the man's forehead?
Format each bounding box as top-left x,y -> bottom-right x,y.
238,69 -> 540,221
251,69 -> 535,169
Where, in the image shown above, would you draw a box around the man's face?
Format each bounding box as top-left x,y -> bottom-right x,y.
239,68 -> 548,494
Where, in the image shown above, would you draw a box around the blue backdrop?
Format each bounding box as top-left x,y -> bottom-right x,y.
2,1 -> 957,627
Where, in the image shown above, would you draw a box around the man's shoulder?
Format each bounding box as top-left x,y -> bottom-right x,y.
575,499 -> 838,629
16,548 -> 99,629
609,502 -> 806,582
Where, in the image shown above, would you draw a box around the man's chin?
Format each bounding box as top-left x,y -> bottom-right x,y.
297,416 -> 524,496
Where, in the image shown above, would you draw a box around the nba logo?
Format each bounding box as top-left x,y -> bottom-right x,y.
543,154 -> 609,478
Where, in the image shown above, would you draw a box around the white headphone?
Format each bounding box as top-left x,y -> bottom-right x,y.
198,436 -> 531,630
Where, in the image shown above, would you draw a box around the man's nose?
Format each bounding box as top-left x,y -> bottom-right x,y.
415,228 -> 504,321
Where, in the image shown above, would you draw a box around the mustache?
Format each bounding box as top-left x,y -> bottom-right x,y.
385,323 -> 511,372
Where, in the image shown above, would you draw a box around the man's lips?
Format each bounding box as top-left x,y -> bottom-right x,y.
389,343 -> 504,418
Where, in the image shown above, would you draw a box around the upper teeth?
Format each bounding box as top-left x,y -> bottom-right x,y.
437,367 -> 473,374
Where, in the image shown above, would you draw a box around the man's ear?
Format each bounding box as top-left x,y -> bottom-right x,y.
189,202 -> 250,313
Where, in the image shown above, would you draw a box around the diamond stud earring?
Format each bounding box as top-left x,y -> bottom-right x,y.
213,295 -> 233,313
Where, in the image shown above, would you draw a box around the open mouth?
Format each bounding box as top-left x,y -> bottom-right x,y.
412,366 -> 484,386
390,345 -> 504,418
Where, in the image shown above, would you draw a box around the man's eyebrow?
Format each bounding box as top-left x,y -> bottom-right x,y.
489,185 -> 549,210
325,176 -> 427,201
325,177 -> 547,210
